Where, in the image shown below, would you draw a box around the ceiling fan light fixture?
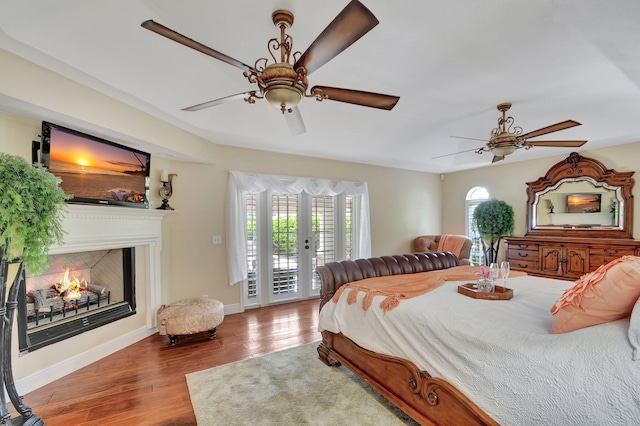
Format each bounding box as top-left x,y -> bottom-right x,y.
491,145 -> 518,157
265,84 -> 304,111
260,63 -> 307,113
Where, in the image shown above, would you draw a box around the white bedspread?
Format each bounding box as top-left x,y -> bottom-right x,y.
319,275 -> 640,425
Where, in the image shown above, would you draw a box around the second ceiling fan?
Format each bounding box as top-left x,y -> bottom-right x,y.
438,102 -> 587,163
141,0 -> 400,135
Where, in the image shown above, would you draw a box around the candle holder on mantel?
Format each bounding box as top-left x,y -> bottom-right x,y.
157,173 -> 177,211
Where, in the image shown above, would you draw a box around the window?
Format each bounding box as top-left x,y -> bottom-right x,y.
246,193 -> 257,298
466,187 -> 490,266
345,196 -> 354,260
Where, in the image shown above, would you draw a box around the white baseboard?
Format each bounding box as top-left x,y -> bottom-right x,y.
224,303 -> 241,315
15,327 -> 157,396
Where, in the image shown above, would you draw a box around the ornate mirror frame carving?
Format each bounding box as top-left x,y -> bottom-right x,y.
526,152 -> 635,239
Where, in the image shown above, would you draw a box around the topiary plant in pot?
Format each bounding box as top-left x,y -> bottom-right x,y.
472,198 -> 514,265
0,152 -> 70,425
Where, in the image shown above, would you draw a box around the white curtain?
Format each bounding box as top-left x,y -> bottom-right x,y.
226,170 -> 371,286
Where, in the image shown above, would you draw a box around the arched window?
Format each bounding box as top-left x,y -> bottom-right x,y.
466,187 -> 490,266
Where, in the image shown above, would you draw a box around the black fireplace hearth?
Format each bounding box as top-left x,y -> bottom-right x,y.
17,247 -> 136,353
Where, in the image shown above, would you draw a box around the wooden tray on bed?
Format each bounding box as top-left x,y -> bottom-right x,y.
458,283 -> 513,300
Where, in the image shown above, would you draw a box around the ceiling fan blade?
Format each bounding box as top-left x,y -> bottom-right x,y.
182,92 -> 254,112
492,155 -> 505,163
293,0 -> 379,76
519,120 -> 581,140
431,147 -> 482,159
524,140 -> 587,147
285,107 -> 306,136
312,86 -> 399,110
141,20 -> 258,73
450,135 -> 488,142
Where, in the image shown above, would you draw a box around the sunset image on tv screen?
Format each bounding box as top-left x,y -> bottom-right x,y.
567,194 -> 601,213
48,128 -> 148,204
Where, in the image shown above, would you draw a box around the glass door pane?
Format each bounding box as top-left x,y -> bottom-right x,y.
270,194 -> 299,303
246,193 -> 258,302
311,196 -> 335,294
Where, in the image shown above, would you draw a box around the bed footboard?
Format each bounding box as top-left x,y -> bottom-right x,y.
318,332 -> 497,426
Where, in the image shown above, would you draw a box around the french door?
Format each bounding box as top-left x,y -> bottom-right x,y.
245,191 -> 353,307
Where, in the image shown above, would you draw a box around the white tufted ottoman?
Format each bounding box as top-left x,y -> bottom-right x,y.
157,298 -> 224,346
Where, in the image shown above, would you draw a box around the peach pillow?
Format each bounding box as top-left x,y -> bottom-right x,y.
550,256 -> 640,334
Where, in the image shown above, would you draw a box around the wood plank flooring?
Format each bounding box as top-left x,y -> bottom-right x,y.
10,298 -> 321,426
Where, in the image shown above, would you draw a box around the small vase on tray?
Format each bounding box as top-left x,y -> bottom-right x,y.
477,278 -> 494,293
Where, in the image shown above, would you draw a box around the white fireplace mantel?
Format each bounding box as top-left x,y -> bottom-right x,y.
51,204 -> 171,253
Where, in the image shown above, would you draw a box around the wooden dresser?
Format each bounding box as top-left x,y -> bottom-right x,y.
504,236 -> 640,280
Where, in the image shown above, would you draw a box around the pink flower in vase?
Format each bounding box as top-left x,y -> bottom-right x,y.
475,267 -> 490,280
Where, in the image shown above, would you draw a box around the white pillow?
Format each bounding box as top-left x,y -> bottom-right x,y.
630,296 -> 640,361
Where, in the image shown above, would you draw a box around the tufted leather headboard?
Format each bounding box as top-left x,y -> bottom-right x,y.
316,251 -> 459,309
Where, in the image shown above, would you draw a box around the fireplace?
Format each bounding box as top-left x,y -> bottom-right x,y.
18,247 -> 136,352
12,204 -> 168,395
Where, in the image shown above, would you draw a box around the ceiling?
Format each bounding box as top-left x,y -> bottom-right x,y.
1,0 -> 640,173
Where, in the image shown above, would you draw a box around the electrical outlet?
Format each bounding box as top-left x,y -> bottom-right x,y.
212,236 -> 222,245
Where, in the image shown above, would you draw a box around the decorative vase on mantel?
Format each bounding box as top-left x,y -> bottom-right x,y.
0,153 -> 70,425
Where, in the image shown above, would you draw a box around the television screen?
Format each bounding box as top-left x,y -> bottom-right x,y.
567,193 -> 601,213
40,121 -> 150,208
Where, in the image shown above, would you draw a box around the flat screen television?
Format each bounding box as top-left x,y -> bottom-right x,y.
567,193 -> 601,213
39,121 -> 150,208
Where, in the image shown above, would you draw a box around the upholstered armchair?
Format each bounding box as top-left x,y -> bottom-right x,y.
413,235 -> 472,266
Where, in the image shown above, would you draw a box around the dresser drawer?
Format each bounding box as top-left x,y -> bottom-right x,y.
508,259 -> 539,273
508,247 -> 538,261
590,256 -> 615,269
508,242 -> 538,251
590,247 -> 637,269
589,247 -> 637,257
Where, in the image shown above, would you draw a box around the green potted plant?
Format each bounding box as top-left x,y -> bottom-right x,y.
0,152 -> 70,425
472,198 -> 514,265
0,153 -> 70,272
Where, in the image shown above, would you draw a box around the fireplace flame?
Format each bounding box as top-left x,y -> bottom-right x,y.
54,268 -> 85,302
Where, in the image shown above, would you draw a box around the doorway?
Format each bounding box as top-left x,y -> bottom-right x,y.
245,192 -> 354,307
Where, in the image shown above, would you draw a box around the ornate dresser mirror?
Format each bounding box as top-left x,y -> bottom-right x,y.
506,152 -> 639,280
526,152 -> 634,239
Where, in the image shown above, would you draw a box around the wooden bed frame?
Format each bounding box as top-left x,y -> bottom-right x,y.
316,252 -> 498,426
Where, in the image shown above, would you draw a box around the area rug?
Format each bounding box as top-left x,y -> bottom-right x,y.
186,342 -> 419,425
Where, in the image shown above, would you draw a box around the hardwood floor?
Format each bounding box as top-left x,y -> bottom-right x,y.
11,298 -> 321,426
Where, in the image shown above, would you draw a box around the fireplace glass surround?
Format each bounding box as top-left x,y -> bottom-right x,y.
17,247 -> 136,353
